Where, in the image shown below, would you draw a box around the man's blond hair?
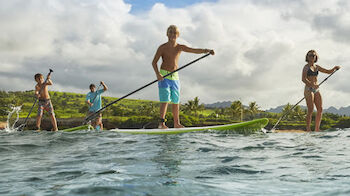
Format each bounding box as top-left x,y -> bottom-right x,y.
167,25 -> 179,36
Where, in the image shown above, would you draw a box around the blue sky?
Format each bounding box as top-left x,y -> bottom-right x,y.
125,0 -> 217,13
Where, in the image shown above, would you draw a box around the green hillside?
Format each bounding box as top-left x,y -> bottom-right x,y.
1,90 -> 350,130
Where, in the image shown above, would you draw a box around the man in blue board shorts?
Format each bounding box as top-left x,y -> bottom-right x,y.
152,25 -> 214,129
86,81 -> 108,130
158,69 -> 180,105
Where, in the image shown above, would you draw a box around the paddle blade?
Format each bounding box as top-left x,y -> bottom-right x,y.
16,124 -> 25,131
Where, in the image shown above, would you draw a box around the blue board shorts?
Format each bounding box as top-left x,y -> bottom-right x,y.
158,69 -> 180,104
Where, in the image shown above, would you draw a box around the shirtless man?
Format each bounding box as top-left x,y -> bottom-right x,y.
152,25 -> 215,129
34,73 -> 58,131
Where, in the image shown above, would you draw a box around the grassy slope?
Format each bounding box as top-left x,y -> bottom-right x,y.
0,91 -> 216,120
1,90 -> 349,129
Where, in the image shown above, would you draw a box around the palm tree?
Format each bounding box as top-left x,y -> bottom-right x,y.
248,101 -> 259,119
183,100 -> 194,115
183,97 -> 204,116
230,100 -> 242,121
293,105 -> 306,121
282,103 -> 292,120
192,97 -> 201,116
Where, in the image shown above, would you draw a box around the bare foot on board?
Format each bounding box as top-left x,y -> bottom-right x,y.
174,124 -> 185,128
158,123 -> 168,129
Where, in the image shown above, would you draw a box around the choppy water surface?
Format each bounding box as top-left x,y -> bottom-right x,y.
1,129 -> 350,196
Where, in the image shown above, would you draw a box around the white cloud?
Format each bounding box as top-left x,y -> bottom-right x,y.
0,0 -> 349,110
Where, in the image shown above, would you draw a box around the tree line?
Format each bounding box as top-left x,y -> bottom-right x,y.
1,90 -> 350,129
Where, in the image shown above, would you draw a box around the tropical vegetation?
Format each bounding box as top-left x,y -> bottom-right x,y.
1,90 -> 350,130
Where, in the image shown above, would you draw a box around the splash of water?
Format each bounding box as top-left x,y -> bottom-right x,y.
4,105 -> 22,132
88,124 -> 94,131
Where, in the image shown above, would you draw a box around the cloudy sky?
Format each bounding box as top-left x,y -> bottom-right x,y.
1,0 -> 349,110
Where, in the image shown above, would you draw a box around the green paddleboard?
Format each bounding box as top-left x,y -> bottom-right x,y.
61,124 -> 91,132
110,118 -> 269,134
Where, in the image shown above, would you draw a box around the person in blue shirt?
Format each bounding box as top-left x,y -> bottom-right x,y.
86,81 -> 108,130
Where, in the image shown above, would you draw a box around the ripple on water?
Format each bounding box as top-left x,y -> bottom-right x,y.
0,146 -> 17,153
208,165 -> 266,175
240,145 -> 265,151
49,170 -> 86,181
262,141 -> 280,146
196,147 -> 216,152
217,156 -> 240,163
25,177 -> 43,182
123,140 -> 138,144
301,155 -> 323,159
0,143 -> 44,153
317,135 -> 339,139
69,186 -> 124,195
97,170 -> 120,175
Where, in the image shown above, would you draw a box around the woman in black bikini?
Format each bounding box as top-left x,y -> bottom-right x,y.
302,50 -> 340,132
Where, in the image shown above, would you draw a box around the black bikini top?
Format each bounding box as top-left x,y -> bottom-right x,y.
307,66 -> 318,76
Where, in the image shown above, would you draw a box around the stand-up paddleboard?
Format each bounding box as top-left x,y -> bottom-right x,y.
110,118 -> 268,134
61,124 -> 90,132
271,129 -> 308,133
270,128 -> 338,133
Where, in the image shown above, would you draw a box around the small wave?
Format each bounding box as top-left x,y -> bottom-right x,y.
251,156 -> 267,161
70,186 -> 123,195
52,170 -> 86,180
123,140 -> 138,144
331,174 -> 350,178
209,165 -> 266,175
291,152 -> 304,156
25,177 -> 43,182
195,176 -> 214,179
218,156 -> 240,163
162,180 -> 178,186
240,145 -> 265,151
97,170 -> 120,175
301,155 -> 323,159
262,141 -> 280,146
0,146 -> 17,153
97,142 -> 121,146
4,143 -> 43,149
318,135 -> 339,139
197,147 -> 216,152
125,157 -> 137,160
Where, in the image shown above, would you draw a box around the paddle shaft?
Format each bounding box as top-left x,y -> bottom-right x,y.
270,69 -> 338,131
85,53 -> 211,122
19,69 -> 53,131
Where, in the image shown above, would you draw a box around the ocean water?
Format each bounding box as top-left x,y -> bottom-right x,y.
1,129 -> 350,196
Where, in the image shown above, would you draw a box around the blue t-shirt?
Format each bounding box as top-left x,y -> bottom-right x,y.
86,89 -> 104,112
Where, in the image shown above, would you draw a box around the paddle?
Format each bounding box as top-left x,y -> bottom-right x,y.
17,69 -> 53,131
269,69 -> 339,132
85,53 -> 211,123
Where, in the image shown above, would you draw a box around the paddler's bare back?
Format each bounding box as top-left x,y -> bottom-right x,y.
159,43 -> 183,71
